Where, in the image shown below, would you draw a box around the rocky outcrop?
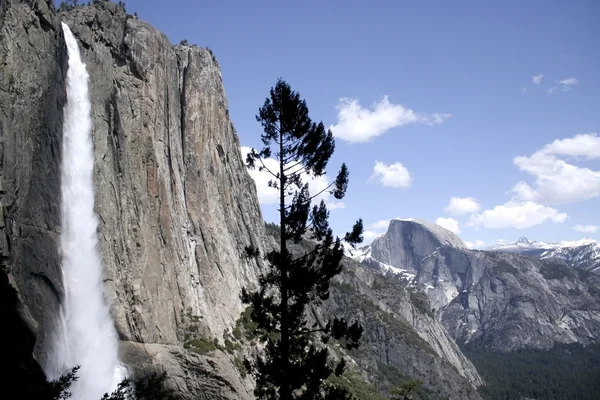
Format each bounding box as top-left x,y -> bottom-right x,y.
60,2 -> 266,345
0,0 -> 67,367
370,219 -> 466,273
120,341 -> 253,399
440,252 -> 600,351
541,242 -> 600,273
263,223 -> 485,398
326,260 -> 483,398
363,219 -> 600,352
417,246 -> 489,313
1,1 -> 266,398
488,236 -> 600,273
0,268 -> 50,397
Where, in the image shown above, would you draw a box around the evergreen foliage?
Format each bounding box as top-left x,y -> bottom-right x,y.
44,369 -> 174,400
242,78 -> 364,399
57,0 -> 80,12
465,342 -> 600,400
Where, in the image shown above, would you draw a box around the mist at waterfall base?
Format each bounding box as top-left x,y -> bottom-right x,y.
44,23 -> 127,400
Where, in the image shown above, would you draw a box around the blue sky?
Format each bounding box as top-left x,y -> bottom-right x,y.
118,0 -> 599,247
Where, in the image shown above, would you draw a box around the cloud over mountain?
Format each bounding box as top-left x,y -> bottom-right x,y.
512,133 -> 600,205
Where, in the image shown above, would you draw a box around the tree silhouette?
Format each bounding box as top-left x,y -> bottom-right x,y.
242,78 -> 364,400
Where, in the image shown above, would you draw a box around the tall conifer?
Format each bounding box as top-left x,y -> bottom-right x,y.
243,79 -> 364,400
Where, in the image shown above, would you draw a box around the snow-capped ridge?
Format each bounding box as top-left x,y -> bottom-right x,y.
488,236 -> 600,273
488,237 -> 598,252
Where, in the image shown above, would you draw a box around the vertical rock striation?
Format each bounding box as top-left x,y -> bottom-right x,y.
1,1 -> 265,397
0,0 -> 67,369
59,3 -> 266,346
370,219 -> 466,273
362,219 -> 600,352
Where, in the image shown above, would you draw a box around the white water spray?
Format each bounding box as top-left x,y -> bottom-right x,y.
45,23 -> 126,400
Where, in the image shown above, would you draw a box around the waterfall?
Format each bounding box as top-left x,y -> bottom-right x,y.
44,23 -> 126,400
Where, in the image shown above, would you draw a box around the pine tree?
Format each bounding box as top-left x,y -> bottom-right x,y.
242,79 -> 364,400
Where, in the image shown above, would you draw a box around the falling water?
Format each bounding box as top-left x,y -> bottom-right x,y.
44,23 -> 126,400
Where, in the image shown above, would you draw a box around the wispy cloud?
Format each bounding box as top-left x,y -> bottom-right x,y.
511,133 -> 600,205
559,77 -> 578,88
329,96 -> 451,143
547,77 -> 578,94
573,224 -> 598,233
370,160 -> 412,188
532,74 -> 543,86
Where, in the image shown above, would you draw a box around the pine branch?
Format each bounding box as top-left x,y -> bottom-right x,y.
283,160 -> 304,173
289,243 -> 323,264
257,157 -> 278,179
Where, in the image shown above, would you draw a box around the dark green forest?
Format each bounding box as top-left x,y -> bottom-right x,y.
464,343 -> 600,400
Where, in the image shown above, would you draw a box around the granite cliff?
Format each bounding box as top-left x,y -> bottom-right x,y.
326,260 -> 483,398
1,1 -> 485,399
1,1 -> 265,397
358,219 -> 600,352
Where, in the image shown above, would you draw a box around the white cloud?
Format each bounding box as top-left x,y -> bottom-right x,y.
464,239 -> 486,249
468,201 -> 567,229
445,197 -> 481,216
240,146 -> 345,209
370,219 -> 392,231
363,230 -> 383,242
511,133 -> 600,205
436,217 -> 461,234
327,201 -> 346,210
532,74 -> 543,86
370,161 -> 412,188
544,133 -> 600,159
329,96 -> 451,143
559,77 -> 578,90
547,77 -> 578,95
424,113 -> 453,126
573,224 -> 598,233
361,219 -> 400,244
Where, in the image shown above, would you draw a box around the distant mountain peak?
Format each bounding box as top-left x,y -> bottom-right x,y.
489,237 -> 599,252
487,237 -> 600,272
387,218 -> 467,249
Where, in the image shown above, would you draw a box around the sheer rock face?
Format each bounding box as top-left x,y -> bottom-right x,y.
1,1 -> 264,397
0,0 -> 67,367
439,253 -> 600,351
326,263 -> 484,397
370,219 -> 466,273
59,3 -> 266,346
365,220 -> 600,352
